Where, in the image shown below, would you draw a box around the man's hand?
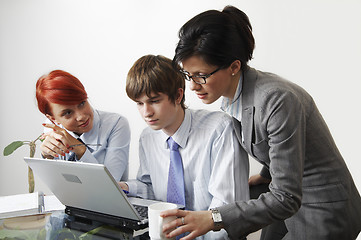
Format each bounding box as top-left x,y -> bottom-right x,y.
117,182 -> 129,191
161,209 -> 214,240
248,174 -> 271,186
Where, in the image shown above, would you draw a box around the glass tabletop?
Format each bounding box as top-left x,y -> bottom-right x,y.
0,211 -> 149,240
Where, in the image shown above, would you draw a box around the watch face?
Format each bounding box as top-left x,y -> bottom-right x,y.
211,209 -> 222,221
213,213 -> 222,222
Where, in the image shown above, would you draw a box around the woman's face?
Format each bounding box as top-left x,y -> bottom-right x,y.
47,100 -> 94,135
182,55 -> 238,104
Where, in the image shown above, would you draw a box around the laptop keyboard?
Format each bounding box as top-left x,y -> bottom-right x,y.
133,204 -> 148,219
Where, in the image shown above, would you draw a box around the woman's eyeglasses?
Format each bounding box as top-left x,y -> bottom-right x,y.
180,67 -> 222,84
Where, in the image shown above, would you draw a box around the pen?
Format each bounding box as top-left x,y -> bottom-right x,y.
44,119 -> 102,149
47,117 -> 57,126
68,143 -> 102,148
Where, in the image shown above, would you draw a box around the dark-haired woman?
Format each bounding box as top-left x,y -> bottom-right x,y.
36,70 -> 130,181
161,5 -> 361,240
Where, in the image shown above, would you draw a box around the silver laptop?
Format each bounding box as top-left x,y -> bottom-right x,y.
24,157 -> 175,230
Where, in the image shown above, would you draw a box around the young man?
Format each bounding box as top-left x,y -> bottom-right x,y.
121,55 -> 249,239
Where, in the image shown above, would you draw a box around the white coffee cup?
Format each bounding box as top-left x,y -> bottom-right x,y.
148,202 -> 177,240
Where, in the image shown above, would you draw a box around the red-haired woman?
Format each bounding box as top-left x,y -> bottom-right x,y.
36,70 -> 130,181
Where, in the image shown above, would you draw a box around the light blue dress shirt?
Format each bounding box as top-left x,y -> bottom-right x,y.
127,109 -> 249,239
43,109 -> 130,181
221,75 -> 243,122
221,75 -> 244,143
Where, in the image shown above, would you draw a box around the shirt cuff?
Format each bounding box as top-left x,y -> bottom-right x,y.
77,149 -> 97,163
216,203 -> 239,229
125,180 -> 138,197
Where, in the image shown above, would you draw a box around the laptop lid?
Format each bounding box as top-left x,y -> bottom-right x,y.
24,157 -> 143,222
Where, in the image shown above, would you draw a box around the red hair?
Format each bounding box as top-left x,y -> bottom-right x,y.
36,70 -> 88,115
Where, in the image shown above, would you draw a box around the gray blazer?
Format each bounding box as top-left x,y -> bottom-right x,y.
218,68 -> 361,240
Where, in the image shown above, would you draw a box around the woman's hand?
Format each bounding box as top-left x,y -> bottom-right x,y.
248,174 -> 271,186
40,123 -> 86,159
161,209 -> 214,240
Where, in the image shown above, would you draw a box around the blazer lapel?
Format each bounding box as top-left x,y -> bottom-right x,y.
242,106 -> 255,157
241,68 -> 258,158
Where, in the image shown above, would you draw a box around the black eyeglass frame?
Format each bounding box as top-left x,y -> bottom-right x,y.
180,66 -> 222,84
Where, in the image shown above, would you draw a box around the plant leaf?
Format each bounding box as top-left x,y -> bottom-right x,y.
3,141 -> 24,156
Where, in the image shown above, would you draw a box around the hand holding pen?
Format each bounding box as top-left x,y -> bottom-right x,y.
40,121 -> 90,160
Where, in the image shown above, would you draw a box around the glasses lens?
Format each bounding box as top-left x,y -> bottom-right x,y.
192,76 -> 206,84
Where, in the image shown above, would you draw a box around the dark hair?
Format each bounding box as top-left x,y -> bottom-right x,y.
126,55 -> 186,109
36,70 -> 88,115
173,5 -> 255,72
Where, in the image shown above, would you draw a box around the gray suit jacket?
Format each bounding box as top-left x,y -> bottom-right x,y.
218,68 -> 361,239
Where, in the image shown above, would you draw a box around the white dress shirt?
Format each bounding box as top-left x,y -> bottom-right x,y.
43,109 -> 130,181
127,109 -> 249,239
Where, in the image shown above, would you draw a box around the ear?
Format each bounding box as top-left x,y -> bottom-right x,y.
175,88 -> 184,105
230,60 -> 241,75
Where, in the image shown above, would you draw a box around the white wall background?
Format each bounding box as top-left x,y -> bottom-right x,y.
0,1 -> 360,238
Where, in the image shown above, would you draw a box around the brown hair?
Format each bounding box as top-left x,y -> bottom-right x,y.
126,55 -> 186,109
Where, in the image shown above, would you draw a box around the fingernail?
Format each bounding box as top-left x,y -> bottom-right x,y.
42,123 -> 46,126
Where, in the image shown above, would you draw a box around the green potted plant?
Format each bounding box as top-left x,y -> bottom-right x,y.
3,134 -> 42,193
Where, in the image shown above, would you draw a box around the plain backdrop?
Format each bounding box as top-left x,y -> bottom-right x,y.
0,1 -> 360,238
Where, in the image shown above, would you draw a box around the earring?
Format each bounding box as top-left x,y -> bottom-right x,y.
232,73 -> 235,76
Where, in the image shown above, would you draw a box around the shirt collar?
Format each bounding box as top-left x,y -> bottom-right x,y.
163,109 -> 190,149
221,74 -> 243,112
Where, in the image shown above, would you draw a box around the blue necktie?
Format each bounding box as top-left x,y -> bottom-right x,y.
167,137 -> 186,207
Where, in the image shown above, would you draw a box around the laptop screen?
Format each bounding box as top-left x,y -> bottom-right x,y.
24,157 -> 140,221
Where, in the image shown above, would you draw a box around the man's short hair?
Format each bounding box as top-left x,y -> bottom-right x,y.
126,55 -> 186,109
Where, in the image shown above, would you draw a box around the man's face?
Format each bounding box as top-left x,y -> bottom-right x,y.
135,92 -> 183,135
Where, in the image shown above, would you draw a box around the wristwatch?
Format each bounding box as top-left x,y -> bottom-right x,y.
210,208 -> 223,231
